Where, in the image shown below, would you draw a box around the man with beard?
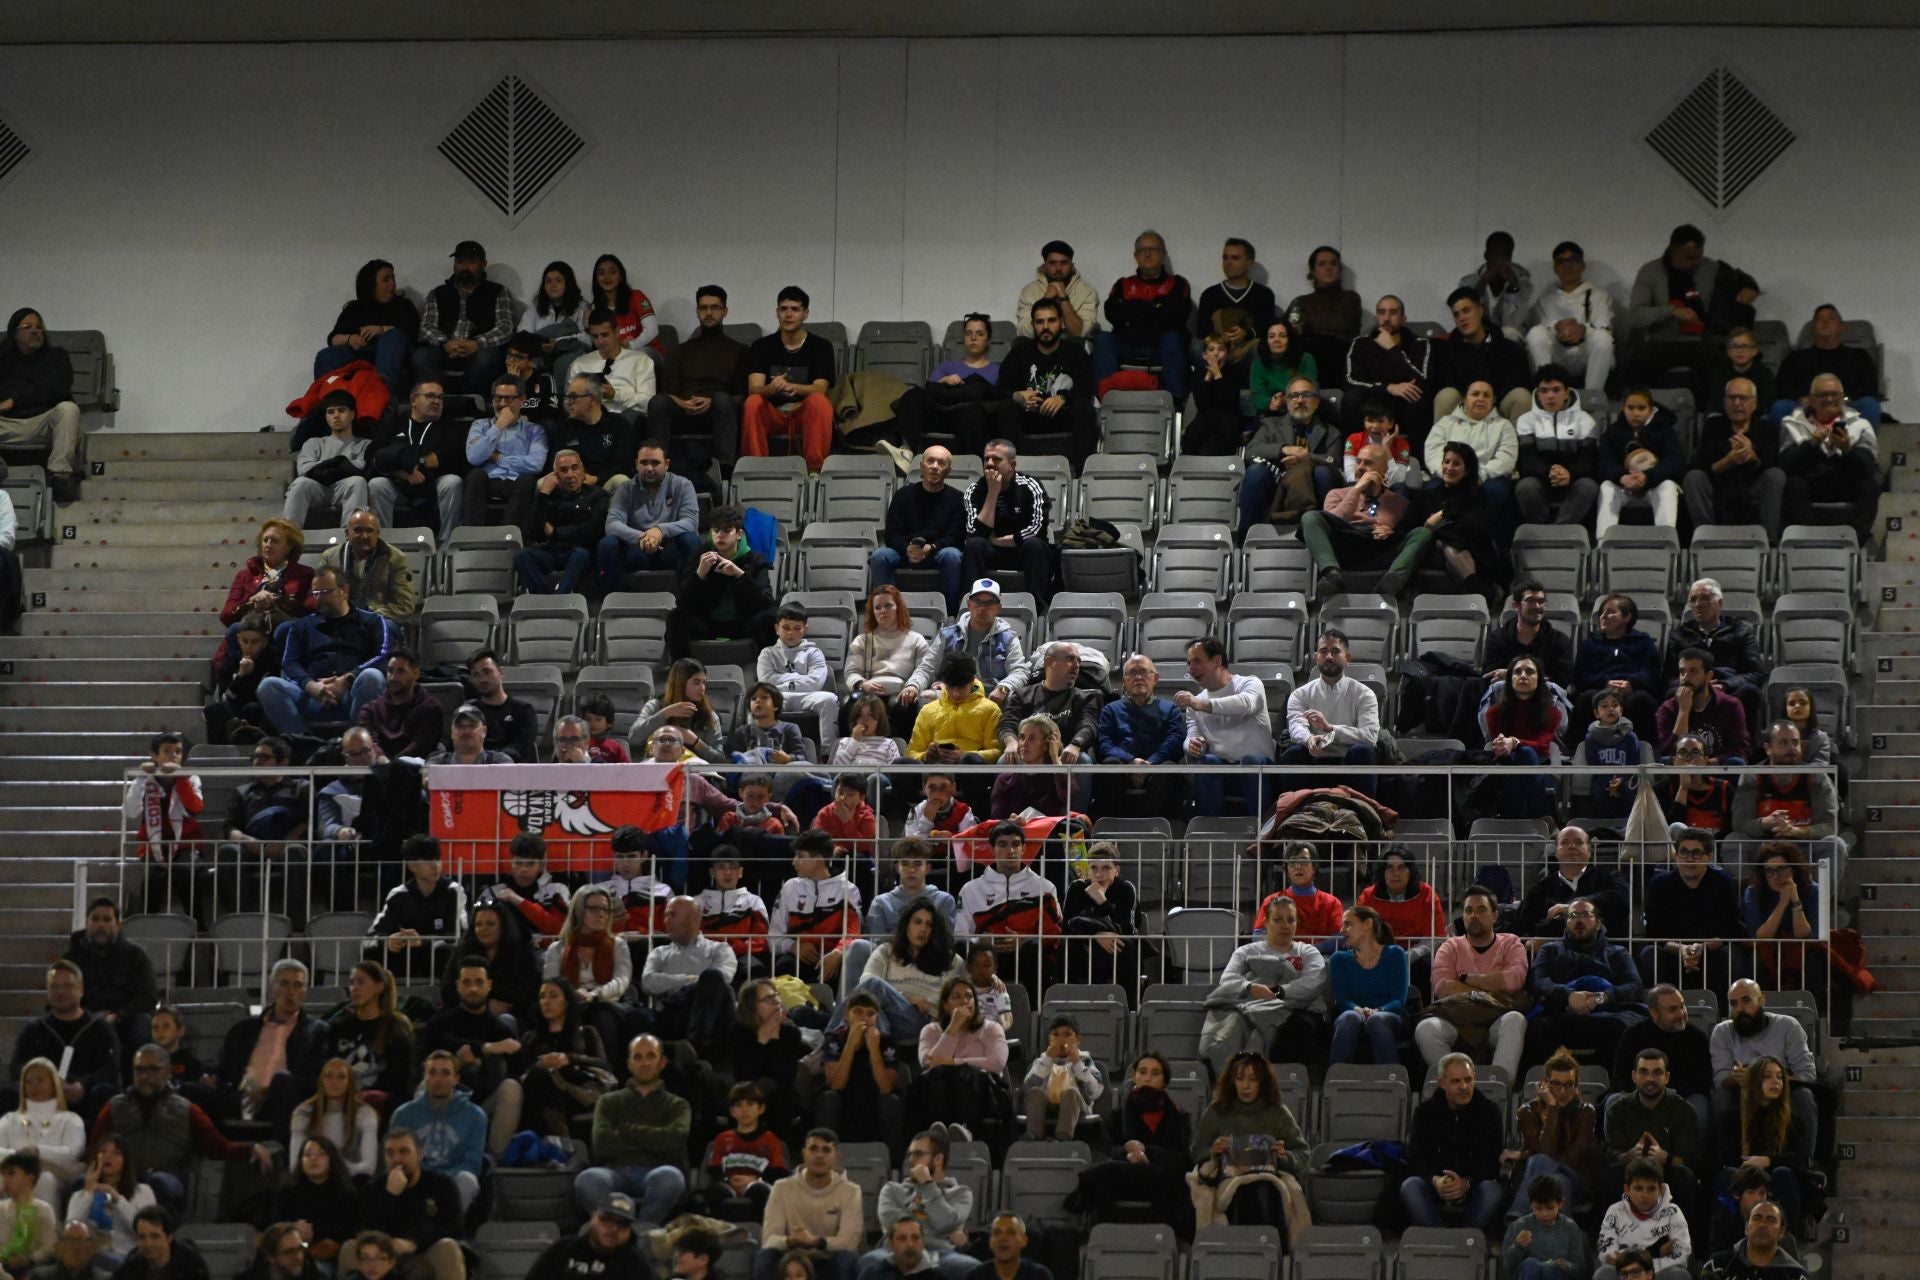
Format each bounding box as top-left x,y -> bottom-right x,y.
91,1045 -> 273,1211
1657,649 -> 1750,765
368,379 -> 467,537
994,299 -> 1097,469
1415,885 -> 1531,1083
1525,897 -> 1646,1069
1015,240 -> 1098,340
1198,895 -> 1327,1073
357,649 -> 444,761
1237,376 -> 1344,537
649,286 -> 749,472
1602,1049 -> 1704,1242
1665,579 -> 1766,735
412,240 -> 515,396
460,649 -> 538,763
596,440 -> 702,590
1611,984 -> 1714,1143
526,1194 -> 651,1280
1344,295 -> 1434,437
1278,628 -> 1378,793
1709,980 -> 1819,1158
1484,579 -> 1575,689
0,309 -> 82,504
61,898 -> 157,1052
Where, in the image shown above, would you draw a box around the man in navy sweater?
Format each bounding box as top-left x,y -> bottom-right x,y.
870,444 -> 967,613
258,565 -> 393,736
1094,654 -> 1185,817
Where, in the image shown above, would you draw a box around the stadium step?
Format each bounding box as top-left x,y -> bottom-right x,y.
60,522 -> 280,548
1859,705 -> 1920,740
0,706 -> 201,733
26,567 -> 241,594
0,658 -> 209,683
26,590 -> 228,615
49,546 -> 258,572
0,756 -> 145,782
17,612 -> 226,637
0,682 -> 205,709
1868,681 -> 1920,706
0,636 -> 218,661
1855,906 -> 1920,935
0,732 -> 169,757
0,807 -> 120,834
0,780 -> 133,808
1849,991 -> 1920,1021
92,433 -> 290,463
1866,753 -> 1920,779
90,459 -> 290,483
77,479 -> 287,503
63,502 -> 278,526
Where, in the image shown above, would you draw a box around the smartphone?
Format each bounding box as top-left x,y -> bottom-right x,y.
937,741 -> 958,751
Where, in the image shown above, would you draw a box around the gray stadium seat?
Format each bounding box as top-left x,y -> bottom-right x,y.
507,593 -> 588,670
1319,1063 -> 1410,1143
502,663 -> 566,743
1688,525 -> 1773,601
1190,1225 -> 1282,1280
1,464 -> 49,542
443,525 -> 522,601
1396,1228 -> 1489,1280
728,455 -> 809,526
1407,594 -> 1491,666
1100,390 -> 1176,457
814,454 -> 896,524
1165,455 -> 1243,527
854,320 -> 935,385
798,522 -> 877,594
1046,592 -> 1129,669
302,910 -> 373,987
596,592 -> 674,668
1163,907 -> 1242,985
46,330 -> 119,412
1135,591 -> 1217,666
1085,1223 -> 1178,1280
1771,592 -> 1854,672
1148,524 -> 1233,595
1778,524 -> 1861,599
209,912 -> 293,986
418,594 -> 499,666
1510,525 -> 1590,600
1057,521 -> 1145,598
574,665 -> 655,726
1242,529 -> 1316,597
1228,592 -> 1309,668
1077,453 -> 1159,529
836,1141 -> 893,1236
782,590 -> 857,666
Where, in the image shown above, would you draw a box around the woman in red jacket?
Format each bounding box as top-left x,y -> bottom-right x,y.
1357,847 -> 1449,994
213,518 -> 314,670
1477,654 -> 1560,819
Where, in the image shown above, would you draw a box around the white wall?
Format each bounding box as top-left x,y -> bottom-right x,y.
0,28 -> 1916,433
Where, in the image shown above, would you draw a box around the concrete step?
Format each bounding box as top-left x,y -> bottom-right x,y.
77,479 -> 286,503
48,546 -> 255,572
1846,939 -> 1920,965
0,807 -> 118,834
0,658 -> 209,684
17,613 -> 225,637
26,568 -> 239,593
0,636 -> 217,661
1861,632 -> 1920,666
27,591 -> 228,615
1867,754 -> 1920,779
0,833 -> 123,857
1855,906 -> 1920,935
88,460 -> 290,483
1873,604 -> 1920,628
59,524 -> 280,549
1849,1016 -> 1920,1042
1835,1082 -> 1920,1112
1847,1064 -> 1920,1089
0,781 -> 128,808
0,757 -> 144,782
64,503 -> 278,526
92,434 -> 290,463
1871,682 -> 1920,706
0,706 -> 200,733
1837,1115 -> 1920,1143
1860,705 -> 1920,739
0,683 -> 204,709
0,732 -> 174,757
1861,965 -> 1920,992
1849,855 -> 1920,885
1836,1223 -> 1920,1257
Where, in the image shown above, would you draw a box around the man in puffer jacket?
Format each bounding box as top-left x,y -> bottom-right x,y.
1513,365 -> 1601,525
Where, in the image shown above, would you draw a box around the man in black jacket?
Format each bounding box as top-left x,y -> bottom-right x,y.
5,961 -> 120,1118
369,379 -> 468,537
411,239 -> 515,396
424,959 -> 521,1151
869,444 -> 966,613
1399,1053 -> 1506,1231
513,449 -> 610,596
466,650 -> 539,762
62,898 -> 157,1052
257,566 -> 394,737
959,441 -> 1054,610
528,1195 -> 652,1280
995,298 -> 1097,470
1682,379 -> 1785,539
649,285 -> 749,475
359,1130 -> 468,1277
1345,296 -> 1434,437
0,309 -> 83,503
1433,290 -> 1533,424
213,958 -> 329,1128
1483,580 -> 1575,689
666,505 -> 775,660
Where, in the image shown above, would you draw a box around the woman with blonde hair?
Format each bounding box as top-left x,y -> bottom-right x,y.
0,1058 -> 85,1204
287,1058 -> 379,1179
989,713 -> 1068,818
214,518 -> 315,669
544,887 -> 635,1055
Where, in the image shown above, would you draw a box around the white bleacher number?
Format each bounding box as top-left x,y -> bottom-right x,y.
61,525 -> 75,540
89,462 -> 104,476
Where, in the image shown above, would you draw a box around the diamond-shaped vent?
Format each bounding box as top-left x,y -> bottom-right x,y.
438,74 -> 587,225
0,114 -> 31,190
1645,68 -> 1794,211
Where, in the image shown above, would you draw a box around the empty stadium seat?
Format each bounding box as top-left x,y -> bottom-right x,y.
1242,528 -> 1316,597
1771,592 -> 1855,672
475,1222 -> 561,1280
1688,525 -> 1773,600
728,455 -> 809,526
1321,596 -> 1399,667
418,594 -> 499,666
176,1224 -> 250,1280
797,522 -> 876,594
1162,907 -> 1241,985
1397,1228 -> 1489,1280
573,665 -> 656,726
124,913 -> 199,986
1190,1225 -> 1282,1280
1293,1225 -> 1385,1280
1085,1223 -> 1178,1280
46,329 -> 119,412
302,909 -> 373,987
1319,1063 -> 1410,1143
1306,1148 -> 1394,1228
1077,453 -> 1159,529
1510,525 -> 1590,600
836,1141 -> 893,1235
1148,523 -> 1233,595
1407,594 -> 1490,666
1020,454 -> 1075,534
506,593 -> 588,670
1165,455 -> 1243,527
2,465 -> 49,543
854,320 -> 935,384
1100,390 -> 1176,457
443,525 -> 523,600
999,1141 -> 1088,1220
596,592 -> 674,668
1135,592 -> 1217,666
209,912 -> 293,985
1779,524 -> 1862,599
898,590 -> 948,637
813,454 -> 896,524
1227,591 -> 1309,668
1594,527 -> 1681,607
502,663 -> 566,744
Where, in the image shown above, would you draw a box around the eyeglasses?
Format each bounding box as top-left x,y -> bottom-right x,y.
1284,391 -> 1318,401
562,392 -> 594,401
490,395 -> 522,404
555,734 -> 589,745
1545,1078 -> 1576,1091
1764,866 -> 1797,878
1567,910 -> 1597,919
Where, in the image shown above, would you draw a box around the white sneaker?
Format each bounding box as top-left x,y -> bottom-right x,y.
877,439 -> 914,474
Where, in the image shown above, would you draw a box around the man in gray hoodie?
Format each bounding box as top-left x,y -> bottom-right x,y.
860,1131 -> 977,1279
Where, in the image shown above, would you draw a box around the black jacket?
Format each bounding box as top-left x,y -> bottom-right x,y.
372,417 -> 470,482
108,1242 -> 209,1280
546,414 -> 637,484
1433,327 -> 1531,399
963,474 -> 1049,547
422,1005 -> 516,1100
1665,616 -> 1763,684
358,1169 -> 464,1246
1482,618 -> 1575,689
998,338 -> 1094,405
1518,864 -> 1631,939
216,1009 -> 330,1091
478,695 -> 539,763
883,483 -> 967,556
10,1012 -> 120,1093
0,344 -> 74,418
527,1229 -> 656,1280
526,484 -> 612,554
1689,414 -> 1782,492
675,548 -> 773,630
1405,1088 -> 1505,1184
63,932 -> 157,1025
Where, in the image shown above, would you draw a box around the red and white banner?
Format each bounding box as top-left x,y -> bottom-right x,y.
428,762 -> 684,872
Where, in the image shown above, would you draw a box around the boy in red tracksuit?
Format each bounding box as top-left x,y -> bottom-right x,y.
122,731 -> 206,914
698,849 -> 771,970
810,774 -> 879,883
773,832 -> 862,984
703,1081 -> 789,1218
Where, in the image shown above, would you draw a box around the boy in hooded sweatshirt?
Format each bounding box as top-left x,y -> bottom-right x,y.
757,1129 -> 863,1280
756,603 -> 842,756
1597,388 -> 1684,538
1582,689 -> 1641,820
1595,1158 -> 1692,1280
1513,364 -> 1601,526
667,504 -> 775,659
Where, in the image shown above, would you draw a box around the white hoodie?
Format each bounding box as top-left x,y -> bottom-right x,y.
1596,1184 -> 1692,1273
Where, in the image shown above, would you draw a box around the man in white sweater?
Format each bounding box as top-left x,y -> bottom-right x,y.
1280,628 -> 1379,794
1177,636 -> 1273,819
1525,241 -> 1616,391
640,896 -> 738,1052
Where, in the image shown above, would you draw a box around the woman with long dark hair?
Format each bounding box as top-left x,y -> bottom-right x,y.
1327,907 -> 1408,1065
270,1136 -> 359,1267
1727,1054 -> 1813,1231
1478,654 -> 1561,819
65,1134 -> 155,1267
315,259 -> 420,390
1414,438 -> 1504,601
436,901 -> 540,1023
520,261 -> 589,370
909,977 -> 1011,1138
1745,841 -> 1849,1028
726,979 -> 807,1137
1190,1051 -> 1307,1233
511,977 -> 614,1138
1070,1051 -> 1195,1236
851,900 -> 964,1043
589,254 -> 661,354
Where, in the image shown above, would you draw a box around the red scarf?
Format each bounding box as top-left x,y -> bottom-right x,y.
562,930 -> 615,983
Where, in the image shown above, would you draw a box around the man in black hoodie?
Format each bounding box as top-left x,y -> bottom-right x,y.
61,898 -> 157,1051
5,961 -> 120,1118
994,299 -> 1097,470
0,308 -> 82,504
411,239 -> 515,396
1433,290 -> 1533,425
369,379 -> 468,537
528,1194 -> 653,1280
667,504 -> 775,659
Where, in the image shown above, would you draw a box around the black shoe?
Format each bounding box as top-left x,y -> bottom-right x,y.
1375,569 -> 1409,598
1313,568 -> 1345,603
49,474 -> 80,505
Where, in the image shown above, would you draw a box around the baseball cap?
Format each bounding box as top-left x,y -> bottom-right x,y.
599,1193 -> 637,1224
452,703 -> 486,726
451,240 -> 486,261
968,578 -> 1001,602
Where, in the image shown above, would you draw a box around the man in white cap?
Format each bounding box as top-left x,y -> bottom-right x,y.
902,578 -> 1030,708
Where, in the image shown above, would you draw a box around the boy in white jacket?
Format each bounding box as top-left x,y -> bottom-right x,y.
1020,1015 -> 1104,1140
1595,1158 -> 1692,1280
757,603 -> 841,755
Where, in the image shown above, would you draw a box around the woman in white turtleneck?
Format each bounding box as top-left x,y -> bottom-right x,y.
0,1058 -> 87,1204
846,586 -> 930,701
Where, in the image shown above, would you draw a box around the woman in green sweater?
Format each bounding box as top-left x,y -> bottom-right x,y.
1190,1051 -> 1307,1176
1249,319 -> 1320,418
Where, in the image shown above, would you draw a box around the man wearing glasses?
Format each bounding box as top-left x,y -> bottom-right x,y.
460,374 -> 549,529
369,378 -> 467,537
318,507 -> 417,623
1524,895 -> 1646,1069
1681,378 -> 1786,541
258,565 -> 392,738
1524,240 -> 1615,390
1640,832 -> 1744,993
1778,372 -> 1881,542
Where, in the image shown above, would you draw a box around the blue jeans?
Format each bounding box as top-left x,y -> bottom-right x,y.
1497,745 -> 1555,818
869,545 -> 964,614
1092,329 -> 1189,402
1508,1154 -> 1586,1218
410,341 -> 507,398
515,545 -> 592,594
1190,752 -> 1271,818
1237,460 -> 1340,538
846,971 -> 933,1044
1399,1174 -> 1504,1231
314,329 -> 411,390
258,668 -> 387,736
1773,395 -> 1881,426
594,530 -> 702,592
1329,1008 -> 1403,1064
576,1163 -> 687,1227
1517,1262 -> 1578,1280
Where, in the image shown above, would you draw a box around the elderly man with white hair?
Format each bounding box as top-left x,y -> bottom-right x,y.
1778,372 -> 1880,541
1666,578 -> 1766,737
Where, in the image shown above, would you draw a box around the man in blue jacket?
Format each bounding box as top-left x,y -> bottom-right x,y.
1094,653 -> 1185,817
392,1051 -> 488,1215
1524,897 -> 1647,1069
257,565 -> 392,736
